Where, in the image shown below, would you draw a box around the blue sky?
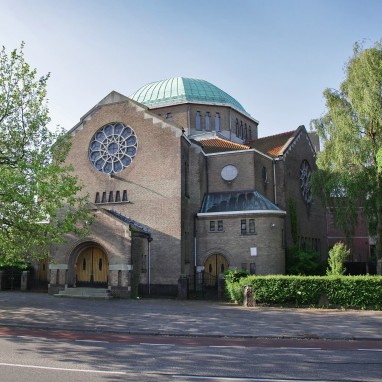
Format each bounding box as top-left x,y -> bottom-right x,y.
0,0 -> 381,137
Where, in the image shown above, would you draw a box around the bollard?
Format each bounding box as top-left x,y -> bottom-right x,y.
243,286 -> 254,307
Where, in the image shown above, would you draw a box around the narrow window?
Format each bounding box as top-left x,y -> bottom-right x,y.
250,263 -> 256,275
235,119 -> 239,136
184,161 -> 189,197
249,219 -> 255,234
115,191 -> 121,202
221,263 -> 225,273
217,220 -> 223,232
108,191 -> 114,203
205,112 -> 211,131
82,258 -> 86,271
215,112 -> 221,131
244,123 -> 248,141
210,221 -> 215,232
122,190 -> 128,202
249,126 -> 252,141
101,192 -> 107,203
95,192 -> 100,204
195,111 -> 201,130
240,121 -> 243,139
99,258 -> 103,271
241,219 -> 247,235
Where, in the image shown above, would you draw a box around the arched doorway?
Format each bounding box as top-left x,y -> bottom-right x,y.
204,253 -> 229,286
76,246 -> 109,287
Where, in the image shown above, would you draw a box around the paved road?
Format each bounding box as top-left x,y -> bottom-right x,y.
0,291 -> 381,340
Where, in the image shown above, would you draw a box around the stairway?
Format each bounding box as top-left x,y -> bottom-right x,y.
54,287 -> 113,299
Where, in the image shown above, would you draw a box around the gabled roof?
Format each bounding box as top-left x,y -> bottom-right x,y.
191,137 -> 250,154
248,130 -> 295,158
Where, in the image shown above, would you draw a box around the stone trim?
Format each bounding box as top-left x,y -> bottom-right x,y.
109,264 -> 133,271
49,264 -> 68,270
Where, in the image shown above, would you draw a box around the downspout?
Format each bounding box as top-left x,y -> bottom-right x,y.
148,237 -> 152,295
193,214 -> 197,292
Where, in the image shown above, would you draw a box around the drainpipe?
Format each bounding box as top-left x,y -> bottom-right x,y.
194,214 -> 197,292
148,237 -> 152,295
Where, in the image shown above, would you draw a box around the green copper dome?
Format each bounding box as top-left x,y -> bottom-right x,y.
130,77 -> 248,114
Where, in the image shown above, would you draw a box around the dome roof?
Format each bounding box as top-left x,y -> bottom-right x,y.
130,77 -> 248,114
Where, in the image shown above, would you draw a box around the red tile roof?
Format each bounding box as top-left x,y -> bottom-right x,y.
195,138 -> 250,154
248,131 -> 295,157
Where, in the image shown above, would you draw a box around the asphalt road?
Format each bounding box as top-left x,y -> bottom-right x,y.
0,291 -> 381,381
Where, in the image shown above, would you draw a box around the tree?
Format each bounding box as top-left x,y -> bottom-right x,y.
326,242 -> 349,276
0,43 -> 91,265
311,40 -> 382,267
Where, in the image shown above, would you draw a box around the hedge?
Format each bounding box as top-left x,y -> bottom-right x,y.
225,274 -> 382,310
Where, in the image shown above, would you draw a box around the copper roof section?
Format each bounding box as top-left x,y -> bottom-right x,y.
248,130 -> 295,157
193,137 -> 250,154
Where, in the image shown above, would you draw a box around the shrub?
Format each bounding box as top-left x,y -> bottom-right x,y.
225,274 -> 382,310
326,242 -> 350,276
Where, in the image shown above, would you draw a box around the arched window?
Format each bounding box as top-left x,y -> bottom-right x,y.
215,113 -> 221,131
248,126 -> 252,141
195,111 -> 201,130
95,192 -> 100,204
235,119 -> 239,136
244,123 -> 248,141
115,191 -> 121,202
108,191 -> 114,203
240,121 -> 243,139
205,112 -> 211,131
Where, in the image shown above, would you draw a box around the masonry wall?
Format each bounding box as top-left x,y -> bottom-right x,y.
63,99 -> 183,295
197,213 -> 285,275
276,129 -> 327,258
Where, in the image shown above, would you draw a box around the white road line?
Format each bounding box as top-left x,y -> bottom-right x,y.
279,347 -> 322,350
0,362 -> 126,375
172,376 -> 326,381
140,342 -> 175,346
75,339 -> 109,344
17,336 -> 46,340
358,349 -> 382,352
209,346 -> 246,349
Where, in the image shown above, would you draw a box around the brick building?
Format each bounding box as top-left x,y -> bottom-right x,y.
46,77 -> 327,297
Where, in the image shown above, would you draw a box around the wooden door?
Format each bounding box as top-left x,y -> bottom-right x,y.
204,254 -> 229,286
38,259 -> 48,282
76,247 -> 108,286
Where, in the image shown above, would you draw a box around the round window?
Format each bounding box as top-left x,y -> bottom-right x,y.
299,160 -> 312,204
221,165 -> 238,182
89,122 -> 138,174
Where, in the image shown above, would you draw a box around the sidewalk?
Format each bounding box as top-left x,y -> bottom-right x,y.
0,291 -> 381,340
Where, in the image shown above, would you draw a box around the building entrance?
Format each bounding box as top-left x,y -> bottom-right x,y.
204,254 -> 229,286
76,247 -> 108,287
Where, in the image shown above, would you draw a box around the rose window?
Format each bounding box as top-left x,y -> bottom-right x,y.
89,122 -> 137,174
299,160 -> 312,204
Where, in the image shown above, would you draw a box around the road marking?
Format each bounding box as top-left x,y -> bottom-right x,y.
209,346 -> 246,349
279,347 -> 322,350
172,376 -> 327,381
140,342 -> 175,346
75,339 -> 109,344
358,349 -> 382,352
0,362 -> 126,375
17,336 -> 46,340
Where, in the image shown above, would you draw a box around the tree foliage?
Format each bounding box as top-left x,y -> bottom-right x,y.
326,242 -> 349,276
0,43 -> 91,264
311,40 -> 382,260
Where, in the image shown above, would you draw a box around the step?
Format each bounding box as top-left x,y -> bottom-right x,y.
54,287 -> 113,299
